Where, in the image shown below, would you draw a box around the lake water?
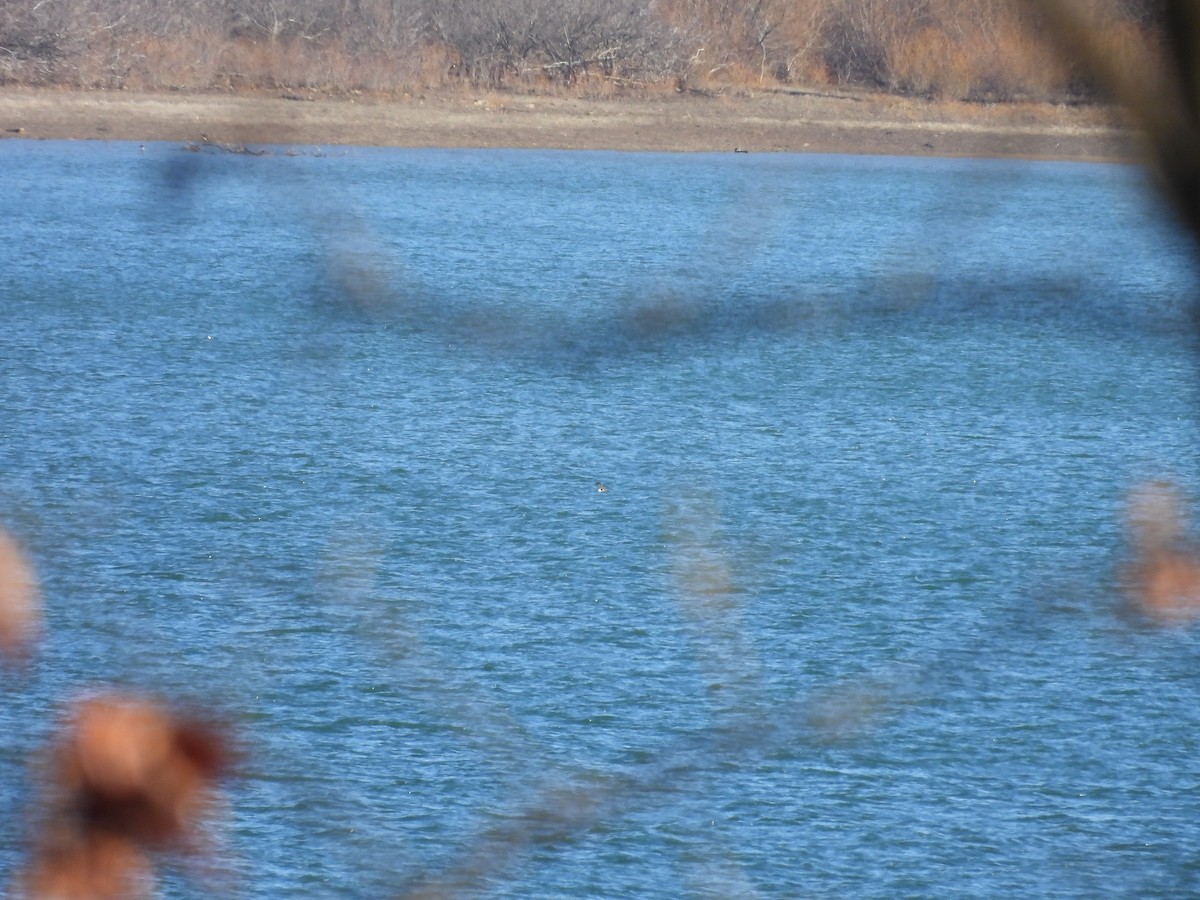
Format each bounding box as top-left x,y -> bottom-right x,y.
2,140 -> 1200,897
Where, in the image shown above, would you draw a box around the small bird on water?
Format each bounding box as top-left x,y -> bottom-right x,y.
596,482 -> 608,493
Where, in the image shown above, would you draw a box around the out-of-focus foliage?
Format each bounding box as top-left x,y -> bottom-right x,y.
0,528 -> 39,667
14,693 -> 233,899
1031,0 -> 1200,245
1121,481 -> 1200,624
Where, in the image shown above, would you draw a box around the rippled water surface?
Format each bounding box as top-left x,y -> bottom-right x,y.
2,141 -> 1200,897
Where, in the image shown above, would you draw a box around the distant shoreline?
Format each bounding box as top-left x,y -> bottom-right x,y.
0,86 -> 1141,163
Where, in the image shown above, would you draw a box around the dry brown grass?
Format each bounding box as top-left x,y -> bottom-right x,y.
887,16 -> 1071,101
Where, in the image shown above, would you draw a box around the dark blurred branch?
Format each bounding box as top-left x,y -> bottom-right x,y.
392,688 -> 896,899
1029,0 -> 1200,242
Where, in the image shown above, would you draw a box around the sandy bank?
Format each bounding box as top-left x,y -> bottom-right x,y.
0,86 -> 1139,162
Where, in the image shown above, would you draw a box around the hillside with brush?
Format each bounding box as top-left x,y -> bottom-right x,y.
0,0 -> 1166,104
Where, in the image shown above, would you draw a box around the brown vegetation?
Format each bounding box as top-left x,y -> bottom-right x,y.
0,0 -> 1165,104
1120,482 -> 1200,624
0,529 -> 40,667
15,693 -> 233,899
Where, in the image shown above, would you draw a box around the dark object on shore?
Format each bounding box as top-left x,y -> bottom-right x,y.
182,135 -> 269,155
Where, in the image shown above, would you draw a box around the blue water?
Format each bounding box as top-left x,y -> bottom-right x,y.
3,140 -> 1200,897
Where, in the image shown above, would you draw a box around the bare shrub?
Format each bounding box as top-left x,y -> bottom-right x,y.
771,0 -> 834,85
819,0 -> 934,88
886,24 -> 975,99
658,0 -> 814,87
225,0 -> 334,43
972,8 -> 1077,101
426,0 -> 667,89
532,1 -> 663,84
410,39 -> 463,91
0,0 -> 95,85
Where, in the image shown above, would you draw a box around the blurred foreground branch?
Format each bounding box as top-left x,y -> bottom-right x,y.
0,528 -> 40,667
1031,0 -> 1200,242
15,693 -> 233,899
